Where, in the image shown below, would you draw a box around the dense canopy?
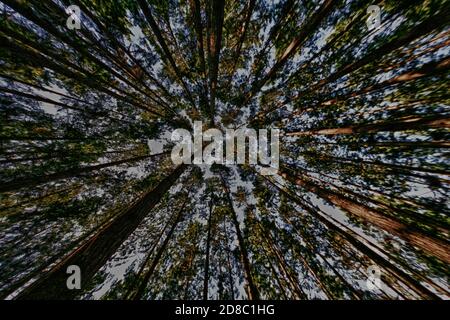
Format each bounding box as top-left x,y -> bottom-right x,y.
0,0 -> 449,300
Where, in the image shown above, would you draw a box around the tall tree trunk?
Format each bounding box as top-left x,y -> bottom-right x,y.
0,152 -> 169,193
67,0 -> 174,101
0,148 -> 141,165
306,140 -> 450,149
278,167 -> 450,265
206,0 -> 225,122
0,34 -> 165,117
281,212 -> 362,299
285,115 -> 450,137
0,2 -> 171,114
137,0 -> 196,109
220,174 -> 259,300
189,0 -> 209,114
131,197 -> 189,300
202,200 -> 213,300
190,0 -> 206,73
15,165 -> 187,300
260,173 -> 441,299
311,57 -> 450,111
294,150 -> 449,177
247,0 -> 336,100
124,205 -> 180,299
289,163 -> 449,234
253,7 -> 450,119
224,0 -> 256,88
255,219 -> 306,299
311,8 -> 450,92
222,220 -> 235,300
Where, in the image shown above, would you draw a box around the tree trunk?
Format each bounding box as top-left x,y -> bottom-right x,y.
260,172 -> 441,299
137,0 -> 196,108
285,115 -> 450,137
0,152 -> 169,193
224,0 -> 256,87
279,168 -> 450,265
248,0 -> 336,99
131,197 -> 189,300
202,200 -> 213,300
15,165 -> 187,300
206,0 -> 225,122
220,174 -> 259,300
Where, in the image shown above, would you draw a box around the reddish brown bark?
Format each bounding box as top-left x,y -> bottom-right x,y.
16,165 -> 187,300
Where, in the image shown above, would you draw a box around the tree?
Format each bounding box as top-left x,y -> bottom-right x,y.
1,0 -> 449,300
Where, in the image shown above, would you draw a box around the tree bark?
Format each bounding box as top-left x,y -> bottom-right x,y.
202,200 -> 213,300
247,0 -> 336,100
206,0 -> 225,122
279,167 -> 450,265
285,115 -> 450,137
131,197 -> 189,299
259,172 -> 441,299
0,152 -> 169,193
220,174 -> 259,300
15,165 -> 187,300
137,0 -> 196,108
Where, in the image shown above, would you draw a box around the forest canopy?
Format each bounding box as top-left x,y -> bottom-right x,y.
0,0 -> 449,300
